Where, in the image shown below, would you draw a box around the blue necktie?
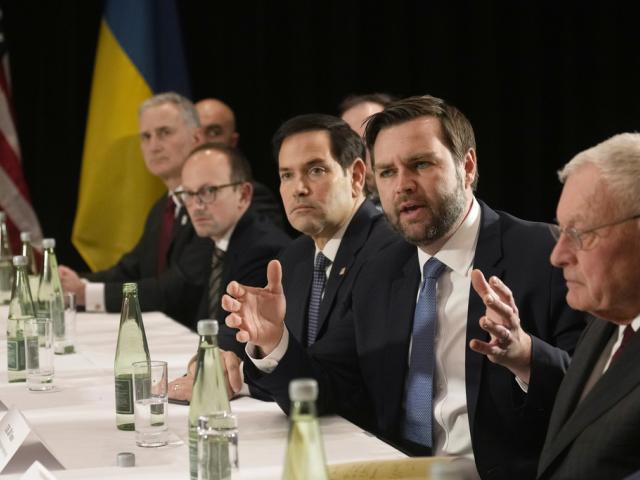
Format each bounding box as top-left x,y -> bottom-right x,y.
307,252 -> 331,346
403,257 -> 447,448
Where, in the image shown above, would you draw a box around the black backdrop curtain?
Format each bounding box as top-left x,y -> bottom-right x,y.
3,0 -> 639,271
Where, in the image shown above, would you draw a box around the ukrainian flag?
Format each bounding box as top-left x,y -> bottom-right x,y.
73,0 -> 190,271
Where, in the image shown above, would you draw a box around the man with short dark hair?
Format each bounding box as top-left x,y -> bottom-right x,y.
270,113 -> 397,350
224,96 -> 585,479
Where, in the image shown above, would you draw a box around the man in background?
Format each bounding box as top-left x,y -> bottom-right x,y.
60,92 -> 210,327
339,93 -> 395,205
196,98 -> 285,228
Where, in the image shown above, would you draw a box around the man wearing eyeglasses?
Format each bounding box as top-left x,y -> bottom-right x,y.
472,133 -> 640,479
174,142 -> 290,350
59,92 -> 212,326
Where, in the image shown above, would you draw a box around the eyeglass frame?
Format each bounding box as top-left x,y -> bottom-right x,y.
173,182 -> 242,206
549,213 -> 640,250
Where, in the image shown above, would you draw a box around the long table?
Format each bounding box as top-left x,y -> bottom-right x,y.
0,308 -> 404,478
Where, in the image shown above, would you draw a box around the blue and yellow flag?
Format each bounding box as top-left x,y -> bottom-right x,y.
73,0 -> 190,271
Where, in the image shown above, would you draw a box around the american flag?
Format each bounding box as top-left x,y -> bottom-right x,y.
0,6 -> 42,252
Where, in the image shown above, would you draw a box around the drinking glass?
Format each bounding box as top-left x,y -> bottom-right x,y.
24,317 -> 55,391
132,360 -> 168,447
197,412 -> 239,480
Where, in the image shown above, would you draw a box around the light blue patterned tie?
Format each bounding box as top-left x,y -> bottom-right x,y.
403,257 -> 447,448
306,252 -> 331,346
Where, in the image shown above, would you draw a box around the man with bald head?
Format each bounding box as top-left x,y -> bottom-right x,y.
60,92 -> 212,326
195,98 -> 285,228
196,98 -> 239,146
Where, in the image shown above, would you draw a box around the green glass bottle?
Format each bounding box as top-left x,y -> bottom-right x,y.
114,283 -> 150,431
7,255 -> 36,383
0,212 -> 13,305
20,232 -> 40,296
282,379 -> 329,480
188,320 -> 231,480
36,238 -> 67,354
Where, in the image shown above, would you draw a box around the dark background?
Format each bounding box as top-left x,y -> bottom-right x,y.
3,0 -> 640,271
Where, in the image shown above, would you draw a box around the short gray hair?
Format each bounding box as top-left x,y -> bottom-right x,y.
139,92 -> 200,129
559,132 -> 640,214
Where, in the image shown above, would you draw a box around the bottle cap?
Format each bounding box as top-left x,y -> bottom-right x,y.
42,238 -> 56,249
122,282 -> 138,294
0,212 -> 5,221
289,378 -> 318,402
116,452 -> 135,467
13,255 -> 27,266
197,319 -> 219,335
20,232 -> 32,242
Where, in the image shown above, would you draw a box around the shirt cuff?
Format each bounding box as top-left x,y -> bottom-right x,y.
84,282 -> 106,312
246,328 -> 289,373
515,375 -> 529,393
234,361 -> 251,398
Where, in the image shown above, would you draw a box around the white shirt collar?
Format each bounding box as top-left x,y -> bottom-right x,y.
213,223 -> 237,253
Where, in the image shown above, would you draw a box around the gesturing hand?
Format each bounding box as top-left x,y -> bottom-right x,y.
469,269 -> 532,383
222,260 -> 286,356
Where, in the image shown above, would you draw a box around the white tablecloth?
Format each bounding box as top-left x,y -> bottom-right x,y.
0,308 -> 404,478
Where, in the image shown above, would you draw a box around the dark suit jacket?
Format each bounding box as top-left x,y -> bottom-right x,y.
279,199 -> 398,345
537,317 -> 640,480
198,210 -> 291,356
85,195 -> 211,327
246,200 -> 586,480
251,181 -> 286,230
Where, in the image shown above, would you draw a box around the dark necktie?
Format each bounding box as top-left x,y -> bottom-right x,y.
306,252 -> 331,346
208,246 -> 225,319
611,325 -> 636,363
403,257 -> 447,449
157,197 -> 175,274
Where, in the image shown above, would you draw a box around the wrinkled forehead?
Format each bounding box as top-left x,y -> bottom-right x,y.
556,164 -> 612,225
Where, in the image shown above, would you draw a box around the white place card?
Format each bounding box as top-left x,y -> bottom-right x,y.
0,407 -> 31,472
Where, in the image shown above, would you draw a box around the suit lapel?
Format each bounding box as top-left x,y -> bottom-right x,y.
538,319 -> 640,475
317,202 -> 378,335
381,249 -> 421,430
465,202 -> 505,438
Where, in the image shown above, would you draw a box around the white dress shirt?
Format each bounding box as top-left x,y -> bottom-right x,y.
413,198 -> 481,460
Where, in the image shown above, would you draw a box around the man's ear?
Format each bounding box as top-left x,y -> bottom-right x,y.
239,181 -> 253,206
350,158 -> 366,197
462,148 -> 477,189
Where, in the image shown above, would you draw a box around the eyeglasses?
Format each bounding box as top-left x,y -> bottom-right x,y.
549,213 -> 640,250
174,183 -> 241,205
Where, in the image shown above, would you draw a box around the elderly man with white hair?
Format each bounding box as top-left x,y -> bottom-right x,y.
474,133 -> 640,480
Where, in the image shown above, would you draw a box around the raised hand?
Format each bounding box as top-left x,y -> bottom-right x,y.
469,269 -> 532,383
222,260 -> 286,356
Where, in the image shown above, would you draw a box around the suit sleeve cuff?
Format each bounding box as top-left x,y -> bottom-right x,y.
245,328 -> 289,373
84,282 -> 106,312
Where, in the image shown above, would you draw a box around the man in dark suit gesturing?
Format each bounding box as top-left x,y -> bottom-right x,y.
224,96 -> 585,479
